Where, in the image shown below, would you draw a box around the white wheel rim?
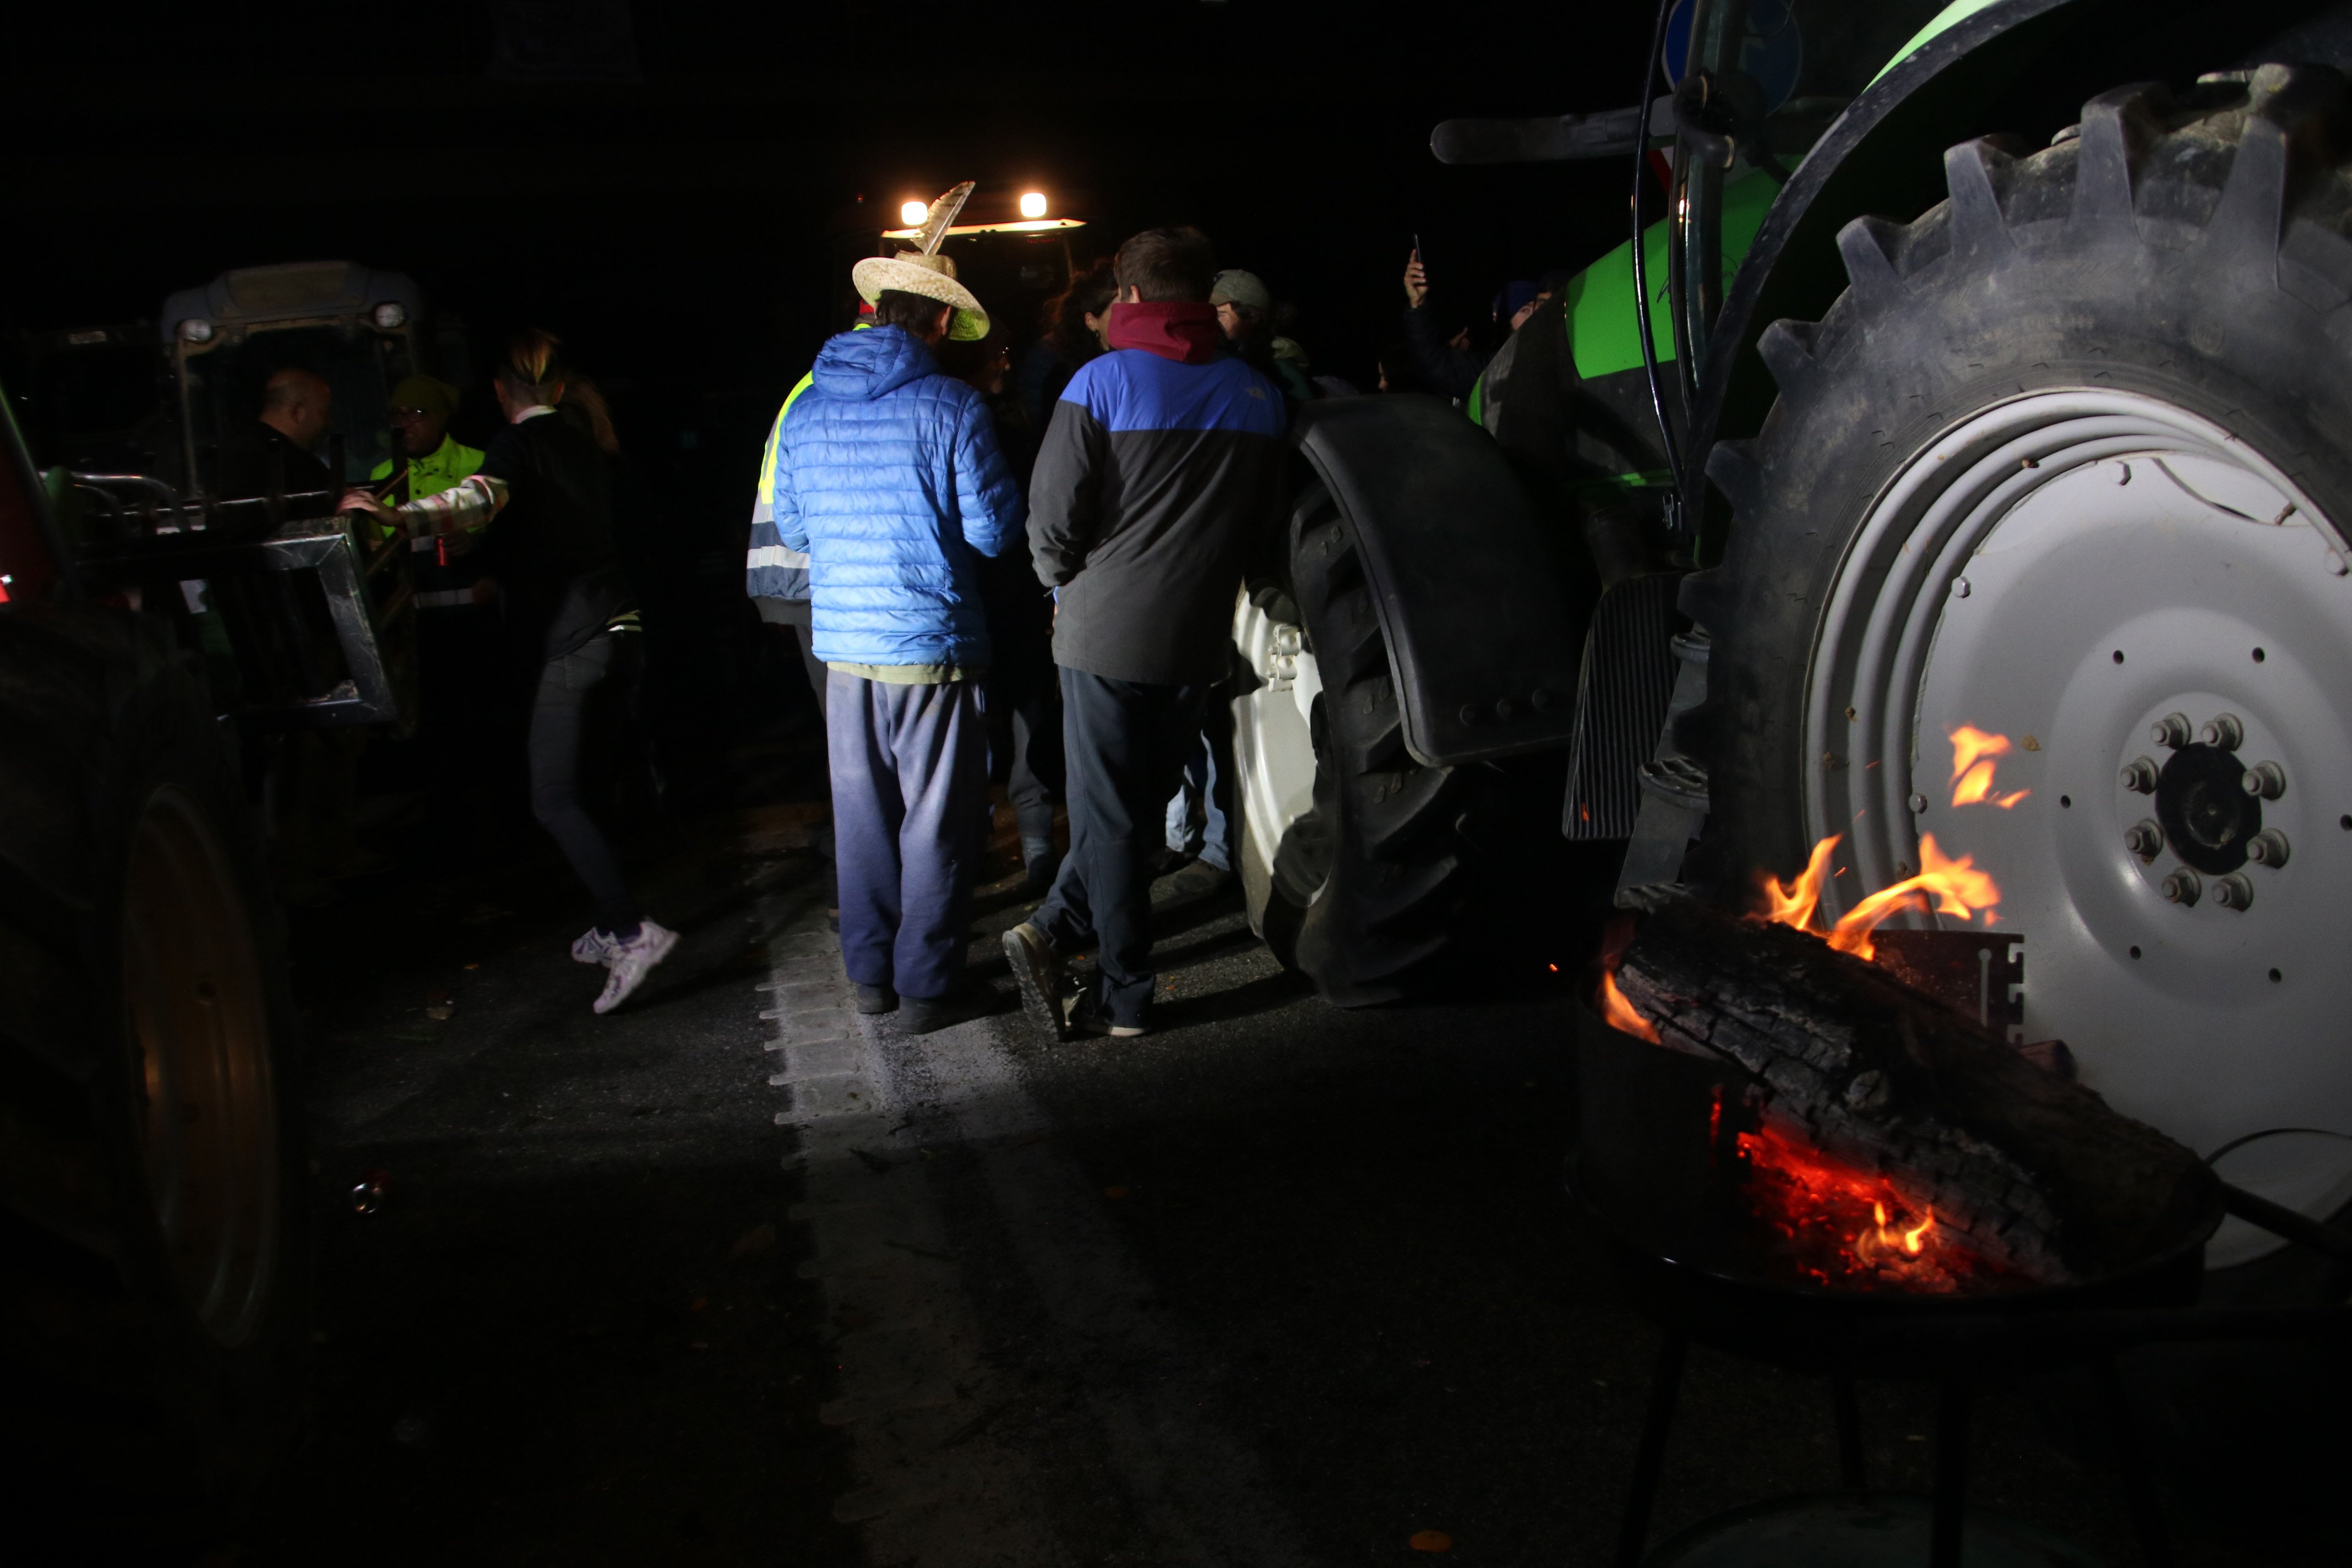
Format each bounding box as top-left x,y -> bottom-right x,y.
1804,389 -> 2352,1265
1230,588 -> 1323,897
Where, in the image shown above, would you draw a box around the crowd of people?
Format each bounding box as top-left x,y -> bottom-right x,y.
217,222 -> 1568,1028
742,224 -> 1572,1038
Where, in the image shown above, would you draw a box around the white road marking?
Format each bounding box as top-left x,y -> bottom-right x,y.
759,892 -> 1310,1565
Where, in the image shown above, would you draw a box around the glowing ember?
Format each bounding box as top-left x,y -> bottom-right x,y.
1949,725 -> 2029,809
1733,1122 -> 2012,1292
1597,966 -> 1660,1043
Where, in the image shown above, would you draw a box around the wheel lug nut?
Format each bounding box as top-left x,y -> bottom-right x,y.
2248,828 -> 2291,868
2242,761 -> 2288,800
2213,872 -> 2256,911
2161,868 -> 2203,906
1908,792 -> 1928,814
2151,712 -> 2192,748
2120,756 -> 2160,793
2200,713 -> 2245,750
2124,819 -> 2165,859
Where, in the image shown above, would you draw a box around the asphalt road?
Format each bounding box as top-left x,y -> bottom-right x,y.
229,791 -> 2351,1567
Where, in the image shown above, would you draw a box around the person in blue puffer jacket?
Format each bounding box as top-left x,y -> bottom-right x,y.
773,253 -> 1025,1032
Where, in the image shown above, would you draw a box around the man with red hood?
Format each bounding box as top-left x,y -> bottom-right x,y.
1003,226 -> 1288,1039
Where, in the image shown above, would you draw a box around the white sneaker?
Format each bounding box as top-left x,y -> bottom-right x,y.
594,921 -> 679,1014
571,928 -> 620,966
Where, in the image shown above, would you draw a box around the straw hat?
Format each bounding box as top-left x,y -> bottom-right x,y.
850,252 -> 990,341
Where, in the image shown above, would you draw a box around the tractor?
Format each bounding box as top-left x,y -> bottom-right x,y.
1233,0 -> 2352,1268
0,259 -> 432,1539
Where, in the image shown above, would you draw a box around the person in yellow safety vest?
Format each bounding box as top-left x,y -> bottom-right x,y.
372,375 -> 486,606
371,374 -> 500,862
747,312 -> 878,712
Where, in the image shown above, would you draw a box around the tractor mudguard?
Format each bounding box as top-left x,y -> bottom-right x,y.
1695,0 -> 2347,469
1292,395 -> 1588,767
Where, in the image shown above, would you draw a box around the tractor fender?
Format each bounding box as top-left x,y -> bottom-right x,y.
1291,395 -> 1589,767
1694,0 -> 2348,470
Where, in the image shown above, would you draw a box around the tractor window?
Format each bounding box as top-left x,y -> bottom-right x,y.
179,324 -> 415,499
1669,0 -> 1952,165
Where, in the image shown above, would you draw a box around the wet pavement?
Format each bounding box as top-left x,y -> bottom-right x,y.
230,780 -> 2348,1567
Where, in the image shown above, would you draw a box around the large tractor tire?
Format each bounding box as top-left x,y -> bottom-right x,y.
0,605 -> 309,1546
1232,482 -> 1490,1005
1690,66 -> 2352,1266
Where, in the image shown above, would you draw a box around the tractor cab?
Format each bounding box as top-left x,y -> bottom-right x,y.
24,262 -> 438,733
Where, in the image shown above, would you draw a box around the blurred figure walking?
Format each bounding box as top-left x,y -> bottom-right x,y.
344,331 -> 673,1014
771,255 -> 1023,1033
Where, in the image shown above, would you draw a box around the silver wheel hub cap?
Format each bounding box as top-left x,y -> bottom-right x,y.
1805,390 -> 2352,1265
1231,589 -> 1323,897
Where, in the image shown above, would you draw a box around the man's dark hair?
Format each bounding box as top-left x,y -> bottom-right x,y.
1113,227 -> 1217,303
873,290 -> 952,335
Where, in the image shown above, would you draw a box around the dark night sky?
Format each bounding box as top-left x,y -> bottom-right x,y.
2,0 -> 1654,522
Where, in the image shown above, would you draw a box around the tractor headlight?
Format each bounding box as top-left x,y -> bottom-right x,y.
176,318 -> 214,344
372,301 -> 408,329
1019,190 -> 1048,219
900,199 -> 929,226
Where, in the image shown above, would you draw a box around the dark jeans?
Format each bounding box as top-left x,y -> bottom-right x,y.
986,666 -> 1064,867
1035,669 -> 1211,1026
827,671 -> 989,1000
529,633 -> 640,937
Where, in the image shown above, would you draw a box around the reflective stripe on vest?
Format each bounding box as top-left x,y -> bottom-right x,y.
747,324 -> 869,600
375,436 -> 489,605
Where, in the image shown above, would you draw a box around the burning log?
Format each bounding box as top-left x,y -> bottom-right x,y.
1607,888 -> 2219,1286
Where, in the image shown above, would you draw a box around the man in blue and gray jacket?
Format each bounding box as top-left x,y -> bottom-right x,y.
1003,226 -> 1289,1039
773,254 -> 1023,1033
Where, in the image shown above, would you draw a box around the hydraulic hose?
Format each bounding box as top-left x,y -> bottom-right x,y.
1631,0 -> 1688,533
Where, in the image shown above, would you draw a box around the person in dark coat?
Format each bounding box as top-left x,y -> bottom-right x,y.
1013,257 -> 1117,434
215,366 -> 337,502
939,329 -> 1065,891
1399,250 -> 1545,404
342,330 -> 674,1015
1001,227 -> 1287,1039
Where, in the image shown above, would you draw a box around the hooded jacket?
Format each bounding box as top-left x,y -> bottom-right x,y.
1028,302 -> 1288,685
772,324 -> 1023,672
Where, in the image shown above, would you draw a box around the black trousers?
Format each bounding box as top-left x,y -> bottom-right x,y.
986,662 -> 1065,866
1035,669 -> 1209,1025
529,633 -> 640,937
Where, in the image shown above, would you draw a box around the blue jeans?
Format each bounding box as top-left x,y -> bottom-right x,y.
827,672 -> 989,1000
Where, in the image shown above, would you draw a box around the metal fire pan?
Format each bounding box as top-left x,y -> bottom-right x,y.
1568,1005 -> 2217,1375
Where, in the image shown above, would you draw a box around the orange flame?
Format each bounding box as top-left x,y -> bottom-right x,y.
1598,967 -> 1660,1043
1853,1195 -> 1937,1261
1949,725 -> 2029,809
1758,834 -> 1842,932
1825,834 -> 1999,962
